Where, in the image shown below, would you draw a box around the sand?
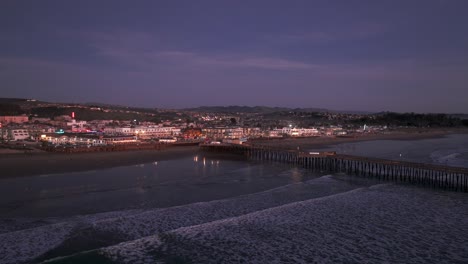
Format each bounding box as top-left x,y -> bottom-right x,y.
0,146 -> 200,178
251,128 -> 468,150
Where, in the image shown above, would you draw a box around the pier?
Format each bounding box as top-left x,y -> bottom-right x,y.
200,144 -> 468,192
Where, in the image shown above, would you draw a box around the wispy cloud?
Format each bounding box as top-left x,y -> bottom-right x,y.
234,57 -> 314,70
273,22 -> 387,44
4,29 -> 465,83
75,31 -> 318,71
154,51 -> 318,70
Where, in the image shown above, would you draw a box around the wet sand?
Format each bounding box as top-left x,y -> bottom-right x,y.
0,146 -> 200,178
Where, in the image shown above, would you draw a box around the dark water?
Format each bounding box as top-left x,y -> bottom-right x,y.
1,135 -> 468,264
312,133 -> 468,168
0,155 -> 318,218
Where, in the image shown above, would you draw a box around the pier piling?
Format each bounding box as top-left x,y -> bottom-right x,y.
200,144 -> 468,192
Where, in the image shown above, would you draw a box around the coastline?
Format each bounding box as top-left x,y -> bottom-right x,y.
1,128 -> 467,179
0,146 -> 200,179
251,128 -> 468,150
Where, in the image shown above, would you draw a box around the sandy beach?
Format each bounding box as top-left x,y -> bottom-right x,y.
1,128 -> 467,178
0,146 -> 200,178
251,128 -> 468,150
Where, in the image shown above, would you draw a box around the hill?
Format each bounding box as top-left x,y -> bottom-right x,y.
184,106 -> 329,114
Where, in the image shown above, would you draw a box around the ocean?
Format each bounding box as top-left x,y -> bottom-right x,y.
1,134 -> 468,263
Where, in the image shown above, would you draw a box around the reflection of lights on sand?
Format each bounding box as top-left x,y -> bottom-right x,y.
194,156 -> 199,162
211,161 -> 214,165
203,157 -> 206,166
153,161 -> 158,166
217,160 -> 219,165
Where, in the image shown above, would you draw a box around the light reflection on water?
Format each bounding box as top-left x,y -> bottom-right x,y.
0,155 -> 318,218
2,135 -> 467,219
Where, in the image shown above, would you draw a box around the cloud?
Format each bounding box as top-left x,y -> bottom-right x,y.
233,57 -> 314,70
274,22 -> 387,44
59,30 -> 318,71
155,51 -> 318,70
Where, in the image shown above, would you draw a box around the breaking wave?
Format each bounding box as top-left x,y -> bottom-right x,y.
1,175 -> 365,264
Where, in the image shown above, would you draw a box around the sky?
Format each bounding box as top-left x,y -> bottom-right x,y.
1,0 -> 467,113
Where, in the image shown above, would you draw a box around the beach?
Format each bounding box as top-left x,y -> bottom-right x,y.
251,128 -> 468,149
1,128 -> 467,178
0,146 -> 200,178
1,130 -> 468,263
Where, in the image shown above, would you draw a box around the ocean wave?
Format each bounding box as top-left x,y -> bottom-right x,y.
430,148 -> 468,168
98,184 -> 468,264
2,175 -> 360,264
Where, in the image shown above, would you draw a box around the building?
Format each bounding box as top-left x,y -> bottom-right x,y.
8,129 -> 30,141
133,126 -> 179,139
243,127 -> 262,138
275,127 -> 319,137
203,127 -> 244,140
31,117 -> 52,123
102,135 -> 136,144
182,128 -> 202,139
40,133 -> 110,146
0,115 -> 29,124
104,126 -> 180,139
66,119 -> 88,132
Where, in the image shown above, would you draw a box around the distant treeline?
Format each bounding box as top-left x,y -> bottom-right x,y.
31,106 -> 163,122
1,102 -> 467,128
0,104 -> 25,115
28,106 -> 186,123
353,113 -> 468,127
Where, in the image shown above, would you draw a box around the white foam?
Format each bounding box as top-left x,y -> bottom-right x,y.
430,148 -> 468,168
1,175 -> 357,263
99,185 -> 468,264
0,222 -> 75,264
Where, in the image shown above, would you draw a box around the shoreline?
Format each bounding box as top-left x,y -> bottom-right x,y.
1,128 -> 467,178
251,128 -> 468,150
0,146 -> 200,179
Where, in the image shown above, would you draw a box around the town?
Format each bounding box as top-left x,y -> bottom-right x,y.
0,98 -> 466,152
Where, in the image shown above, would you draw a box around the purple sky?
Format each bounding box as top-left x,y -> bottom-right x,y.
1,0 -> 467,113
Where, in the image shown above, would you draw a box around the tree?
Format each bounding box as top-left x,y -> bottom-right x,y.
230,118 -> 237,125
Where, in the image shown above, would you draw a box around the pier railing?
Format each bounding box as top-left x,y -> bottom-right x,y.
200,144 -> 468,192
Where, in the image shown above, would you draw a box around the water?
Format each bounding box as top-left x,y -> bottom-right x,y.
312,134 -> 468,168
1,135 -> 468,264
0,155 -> 319,219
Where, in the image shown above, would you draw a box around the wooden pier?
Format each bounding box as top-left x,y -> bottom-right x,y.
200,144 -> 468,192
